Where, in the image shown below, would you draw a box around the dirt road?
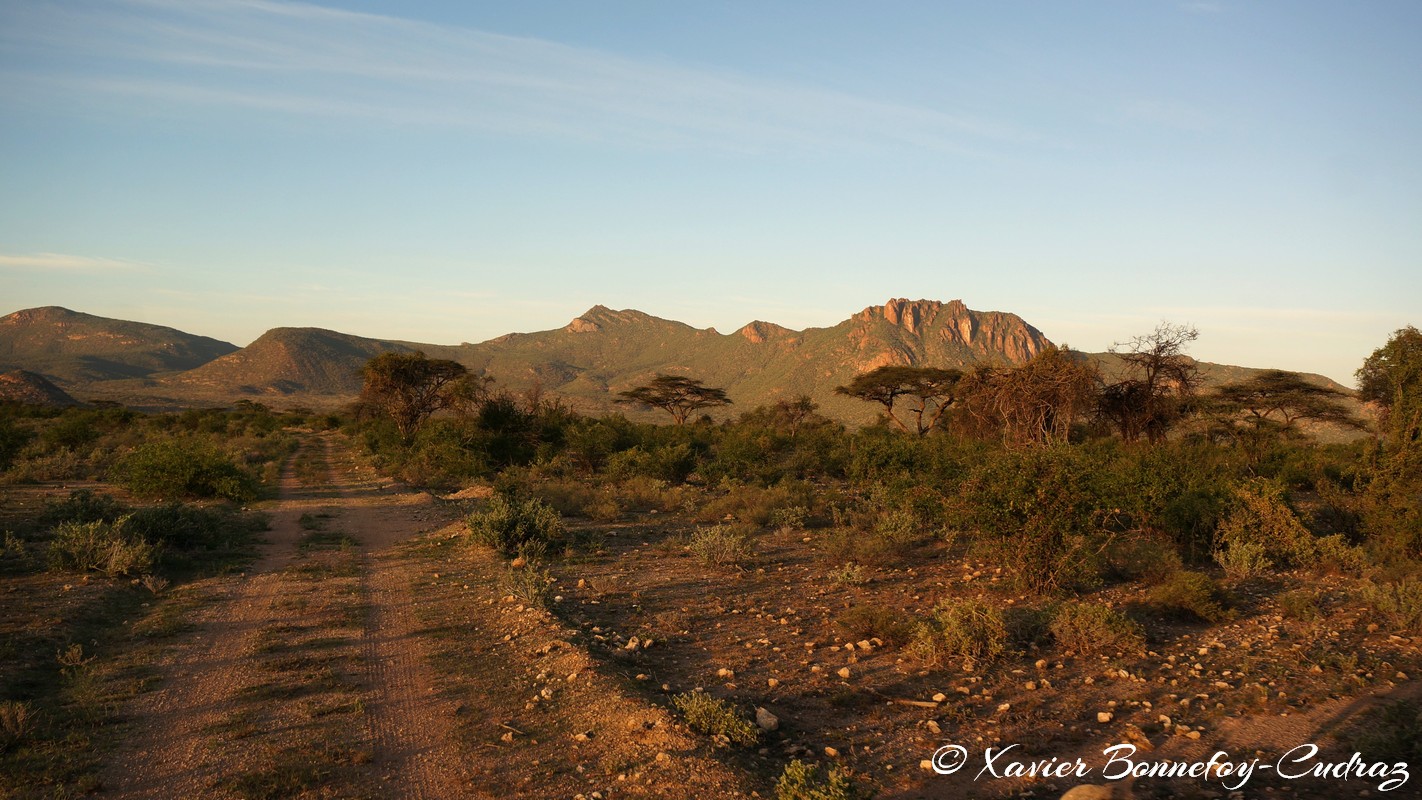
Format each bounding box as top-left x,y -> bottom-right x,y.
102,435 -> 477,800
101,434 -> 750,800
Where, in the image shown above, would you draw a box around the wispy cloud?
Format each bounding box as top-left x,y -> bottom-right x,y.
0,0 -> 1033,154
0,251 -> 151,272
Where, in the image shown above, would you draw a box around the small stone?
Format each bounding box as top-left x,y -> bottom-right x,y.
626,637 -> 641,650
857,640 -> 873,650
755,707 -> 780,731
920,759 -> 934,771
718,668 -> 735,679
1186,730 -> 1202,740
837,667 -> 851,679
656,752 -> 670,763
1025,681 -> 1037,691
500,731 -> 514,742
997,703 -> 1011,713
767,678 -> 780,688
824,747 -> 840,758
1035,659 -> 1048,669
1097,712 -> 1114,724
574,732 -> 591,742
932,692 -> 948,702
926,720 -> 941,734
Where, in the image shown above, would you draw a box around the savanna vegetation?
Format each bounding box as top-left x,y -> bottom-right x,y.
2,322 -> 1419,798
342,323 -> 1421,796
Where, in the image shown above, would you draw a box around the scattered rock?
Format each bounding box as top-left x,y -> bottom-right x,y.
755,707 -> 779,731
1097,711 -> 1113,724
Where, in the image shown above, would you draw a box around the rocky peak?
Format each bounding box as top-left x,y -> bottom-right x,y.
737,320 -> 793,344
2,306 -> 80,326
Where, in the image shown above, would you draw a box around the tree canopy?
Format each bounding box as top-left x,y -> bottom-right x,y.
835,365 -> 963,436
1097,323 -> 1201,443
359,351 -> 468,441
617,374 -> 731,425
1211,369 -> 1363,436
1357,325 -> 1422,441
959,346 -> 1098,446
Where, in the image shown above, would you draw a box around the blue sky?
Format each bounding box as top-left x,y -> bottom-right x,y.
2,1 -> 1418,385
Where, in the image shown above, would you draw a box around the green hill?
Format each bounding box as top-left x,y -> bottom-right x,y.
0,306 -> 237,386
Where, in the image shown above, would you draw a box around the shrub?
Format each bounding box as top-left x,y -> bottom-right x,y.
498,563 -> 553,608
820,508 -> 924,567
1347,700 -> 1422,766
0,417 -> 35,472
1148,571 -> 1232,622
1361,577 -> 1422,634
913,598 -> 1007,670
835,604 -> 913,647
769,505 -> 810,531
466,493 -> 566,558
115,438 -> 258,502
1214,540 -> 1273,579
0,701 -> 35,752
124,503 -> 228,550
671,692 -> 759,746
1050,602 -> 1144,655
688,524 -> 754,567
1103,535 -> 1182,584
1213,480 -> 1317,572
698,480 -> 811,526
48,517 -> 158,576
828,562 -> 868,586
951,446 -> 1111,591
606,443 -> 698,484
775,759 -> 860,800
40,489 -> 129,527
1278,588 -> 1323,622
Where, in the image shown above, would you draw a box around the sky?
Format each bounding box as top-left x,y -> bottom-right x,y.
1,1 -> 1419,386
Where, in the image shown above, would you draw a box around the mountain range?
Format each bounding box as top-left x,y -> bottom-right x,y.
0,301 -> 1353,425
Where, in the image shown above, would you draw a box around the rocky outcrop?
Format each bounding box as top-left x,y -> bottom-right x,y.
0,369 -> 80,406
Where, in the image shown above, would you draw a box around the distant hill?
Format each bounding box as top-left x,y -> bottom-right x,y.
0,301 -> 1359,430
163,327 -> 464,397
463,298 -> 1051,422
0,306 -> 237,386
0,369 -> 80,407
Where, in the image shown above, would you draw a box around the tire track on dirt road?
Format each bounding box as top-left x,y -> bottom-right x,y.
315,437 -> 483,800
103,442 -> 324,799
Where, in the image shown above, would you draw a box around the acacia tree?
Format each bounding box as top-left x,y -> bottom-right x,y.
1097,323 -> 1201,444
1211,370 -> 1363,438
617,374 -> 731,425
359,351 -> 468,441
835,365 -> 963,436
959,346 -> 1098,446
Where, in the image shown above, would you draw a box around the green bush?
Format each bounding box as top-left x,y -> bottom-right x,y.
835,604 -> 914,647
40,489 -> 129,527
1213,480 -> 1317,572
48,517 -> 157,577
913,597 -> 1007,670
1361,577 -> 1422,634
951,446 -> 1111,591
775,759 -> 860,800
114,438 -> 258,502
0,416 -> 34,472
1215,540 -> 1272,578
688,524 -> 754,567
1347,701 -> 1422,766
671,692 -> 759,746
1050,602 -> 1144,655
1148,571 -> 1232,622
465,493 -> 566,558
1278,588 -> 1323,621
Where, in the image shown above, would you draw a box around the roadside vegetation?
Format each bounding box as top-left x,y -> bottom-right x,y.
354,322 -> 1422,796
2,322 -> 1418,798
0,401 -> 305,797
